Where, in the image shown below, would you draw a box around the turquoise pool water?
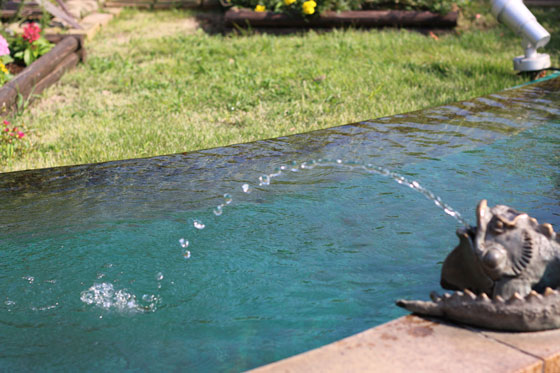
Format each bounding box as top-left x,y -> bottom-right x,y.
1,77 -> 559,371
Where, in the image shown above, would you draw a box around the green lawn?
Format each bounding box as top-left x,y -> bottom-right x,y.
1,6 -> 558,172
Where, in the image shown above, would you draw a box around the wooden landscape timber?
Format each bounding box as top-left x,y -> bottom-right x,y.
0,1 -> 45,19
0,36 -> 84,113
224,9 -> 458,29
104,0 -> 220,9
523,0 -> 560,5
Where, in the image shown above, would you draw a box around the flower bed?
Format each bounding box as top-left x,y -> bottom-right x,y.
224,8 -> 458,28
0,34 -> 84,113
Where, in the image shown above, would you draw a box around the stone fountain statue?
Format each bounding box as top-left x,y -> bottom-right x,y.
397,200 -> 560,331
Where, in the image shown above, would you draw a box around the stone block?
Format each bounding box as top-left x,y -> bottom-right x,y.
482,329 -> 560,373
250,316 -> 544,373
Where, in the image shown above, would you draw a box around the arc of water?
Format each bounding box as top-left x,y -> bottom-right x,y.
181,159 -> 470,255
231,159 -> 468,227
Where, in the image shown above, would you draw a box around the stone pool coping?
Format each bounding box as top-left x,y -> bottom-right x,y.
250,315 -> 560,372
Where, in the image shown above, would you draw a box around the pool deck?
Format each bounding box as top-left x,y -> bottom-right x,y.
251,315 -> 560,372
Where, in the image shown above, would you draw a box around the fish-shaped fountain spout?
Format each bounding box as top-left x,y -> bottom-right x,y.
397,200 -> 560,331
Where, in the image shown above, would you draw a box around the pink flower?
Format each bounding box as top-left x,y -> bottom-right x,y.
23,23 -> 41,43
3,127 -> 8,132
0,35 -> 9,56
2,120 -> 9,126
9,132 -> 14,136
17,131 -> 24,138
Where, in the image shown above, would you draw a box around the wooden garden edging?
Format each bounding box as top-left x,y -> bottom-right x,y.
224,8 -> 458,29
524,0 -> 560,5
0,35 -> 83,112
104,0 -> 220,9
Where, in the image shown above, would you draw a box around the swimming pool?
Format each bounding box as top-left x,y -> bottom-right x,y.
1,76 -> 558,371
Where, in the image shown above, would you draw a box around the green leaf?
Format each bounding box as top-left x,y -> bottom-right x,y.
23,48 -> 32,66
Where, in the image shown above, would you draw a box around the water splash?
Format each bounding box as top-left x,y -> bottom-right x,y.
179,238 -> 189,248
80,283 -> 159,312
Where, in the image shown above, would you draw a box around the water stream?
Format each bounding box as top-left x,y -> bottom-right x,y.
180,160 -> 469,261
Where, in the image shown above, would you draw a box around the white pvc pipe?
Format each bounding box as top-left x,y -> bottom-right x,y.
491,0 -> 550,49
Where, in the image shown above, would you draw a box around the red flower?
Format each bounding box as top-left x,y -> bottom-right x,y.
2,120 -> 9,126
17,131 -> 25,138
22,23 -> 41,43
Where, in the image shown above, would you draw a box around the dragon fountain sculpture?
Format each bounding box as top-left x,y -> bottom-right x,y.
397,200 -> 560,332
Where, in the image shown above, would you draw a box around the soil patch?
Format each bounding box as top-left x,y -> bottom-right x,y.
6,63 -> 25,76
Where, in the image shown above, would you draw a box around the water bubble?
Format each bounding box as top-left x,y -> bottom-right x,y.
269,167 -> 282,178
224,193 -> 233,205
193,220 -> 205,230
32,303 -> 58,311
183,250 -> 191,259
22,276 -> 34,284
242,184 -> 251,193
4,300 -> 15,306
280,165 -> 287,170
213,205 -> 223,216
258,175 -> 270,186
289,161 -> 299,172
142,294 -> 155,302
336,159 -> 342,164
179,238 -> 189,248
156,272 -> 164,281
301,160 -> 316,169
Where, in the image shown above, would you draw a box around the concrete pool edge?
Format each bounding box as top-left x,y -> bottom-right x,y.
250,315 -> 560,372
